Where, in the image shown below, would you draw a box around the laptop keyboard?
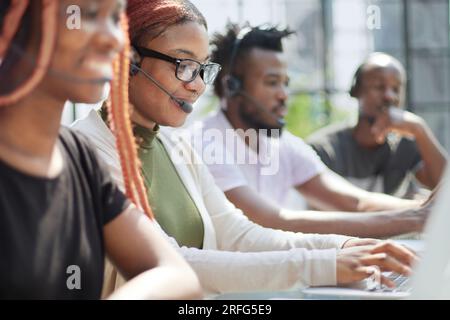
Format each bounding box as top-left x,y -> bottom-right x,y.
374,273 -> 411,293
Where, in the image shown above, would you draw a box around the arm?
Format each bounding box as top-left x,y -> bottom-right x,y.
297,170 -> 420,212
103,205 -> 202,300
225,185 -> 427,238
399,117 -> 447,188
371,109 -> 447,188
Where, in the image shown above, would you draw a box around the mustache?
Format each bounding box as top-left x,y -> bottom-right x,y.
273,104 -> 287,111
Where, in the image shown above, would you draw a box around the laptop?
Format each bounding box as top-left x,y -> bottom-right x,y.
302,168 -> 450,300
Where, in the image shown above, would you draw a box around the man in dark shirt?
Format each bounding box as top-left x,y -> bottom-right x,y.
308,53 -> 447,199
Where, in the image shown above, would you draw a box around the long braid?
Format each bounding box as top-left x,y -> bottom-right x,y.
108,14 -> 154,219
0,0 -> 58,107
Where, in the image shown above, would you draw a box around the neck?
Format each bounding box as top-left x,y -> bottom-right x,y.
223,102 -> 249,130
222,100 -> 261,152
0,91 -> 64,158
130,106 -> 157,131
352,119 -> 380,149
0,89 -> 65,178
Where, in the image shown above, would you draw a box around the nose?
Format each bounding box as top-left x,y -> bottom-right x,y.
277,84 -> 289,102
384,87 -> 399,105
94,17 -> 125,57
184,73 -> 206,97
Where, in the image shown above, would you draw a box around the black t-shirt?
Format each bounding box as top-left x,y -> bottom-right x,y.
308,125 -> 422,198
0,127 -> 130,299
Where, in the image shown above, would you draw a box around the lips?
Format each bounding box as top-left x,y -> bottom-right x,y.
80,54 -> 116,80
175,97 -> 197,105
82,60 -> 113,79
274,105 -> 288,118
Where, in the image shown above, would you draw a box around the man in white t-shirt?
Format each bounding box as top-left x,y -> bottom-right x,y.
189,24 -> 434,238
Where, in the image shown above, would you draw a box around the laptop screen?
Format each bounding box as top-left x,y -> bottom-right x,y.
410,167 -> 450,299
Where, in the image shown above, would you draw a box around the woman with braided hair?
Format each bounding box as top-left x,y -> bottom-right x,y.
0,0 -> 201,299
74,0 -> 418,298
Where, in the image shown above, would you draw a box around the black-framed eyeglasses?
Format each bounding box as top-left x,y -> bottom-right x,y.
133,46 -> 222,85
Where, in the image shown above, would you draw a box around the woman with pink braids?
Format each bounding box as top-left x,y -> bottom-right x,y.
0,0 -> 200,299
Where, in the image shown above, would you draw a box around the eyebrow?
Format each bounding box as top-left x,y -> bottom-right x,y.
264,73 -> 289,80
169,49 -> 210,62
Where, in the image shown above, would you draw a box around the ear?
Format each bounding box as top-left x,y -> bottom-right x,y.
221,74 -> 242,98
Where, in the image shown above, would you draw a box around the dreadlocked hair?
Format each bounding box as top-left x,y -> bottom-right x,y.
107,13 -> 154,219
127,0 -> 207,46
211,23 -> 294,98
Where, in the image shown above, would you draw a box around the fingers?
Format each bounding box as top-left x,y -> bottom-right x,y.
371,241 -> 418,266
354,265 -> 401,289
380,274 -> 396,288
359,252 -> 412,276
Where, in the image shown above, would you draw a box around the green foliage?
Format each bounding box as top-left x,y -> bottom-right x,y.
285,93 -> 352,138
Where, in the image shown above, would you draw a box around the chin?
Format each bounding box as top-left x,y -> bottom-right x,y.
167,113 -> 189,128
169,117 -> 187,128
70,90 -> 106,105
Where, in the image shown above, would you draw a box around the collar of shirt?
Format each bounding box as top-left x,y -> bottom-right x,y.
133,124 -> 160,150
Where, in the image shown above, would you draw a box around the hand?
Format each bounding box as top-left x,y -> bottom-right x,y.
336,241 -> 418,288
411,188 -> 438,232
422,183 -> 442,207
341,238 -> 380,249
371,107 -> 424,144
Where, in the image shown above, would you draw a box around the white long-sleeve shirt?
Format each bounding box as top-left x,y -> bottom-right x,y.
71,110 -> 352,296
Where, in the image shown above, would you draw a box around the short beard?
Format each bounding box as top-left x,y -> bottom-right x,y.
238,103 -> 284,138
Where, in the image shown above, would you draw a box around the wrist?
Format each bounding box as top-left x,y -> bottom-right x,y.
406,115 -> 426,138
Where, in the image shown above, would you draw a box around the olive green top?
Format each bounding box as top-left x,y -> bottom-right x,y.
134,124 -> 204,249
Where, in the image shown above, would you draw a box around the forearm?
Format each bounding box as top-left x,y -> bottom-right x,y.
299,171 -> 420,213
411,121 -> 447,187
107,265 -> 202,300
356,191 -> 421,211
278,208 -> 423,238
176,245 -> 339,293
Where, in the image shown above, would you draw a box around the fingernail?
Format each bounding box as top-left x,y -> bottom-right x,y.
404,267 -> 412,276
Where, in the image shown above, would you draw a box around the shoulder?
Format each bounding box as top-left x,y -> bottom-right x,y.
59,126 -> 102,170
306,122 -> 352,146
59,125 -> 95,152
280,130 -> 320,155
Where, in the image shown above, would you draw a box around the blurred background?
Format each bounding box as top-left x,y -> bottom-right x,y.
64,0 -> 450,152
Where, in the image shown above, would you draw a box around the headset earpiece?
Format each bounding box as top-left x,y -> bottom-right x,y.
129,46 -> 142,77
349,65 -> 363,98
222,75 -> 242,97
222,27 -> 253,99
129,64 -> 139,76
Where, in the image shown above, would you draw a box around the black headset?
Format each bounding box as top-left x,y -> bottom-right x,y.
129,45 -> 142,77
349,64 -> 364,98
222,27 -> 253,98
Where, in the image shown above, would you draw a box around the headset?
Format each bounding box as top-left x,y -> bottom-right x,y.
129,46 -> 193,113
221,26 -> 286,127
222,27 -> 253,98
349,64 -> 364,98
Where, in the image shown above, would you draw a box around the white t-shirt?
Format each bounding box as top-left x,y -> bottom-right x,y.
189,110 -> 326,206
